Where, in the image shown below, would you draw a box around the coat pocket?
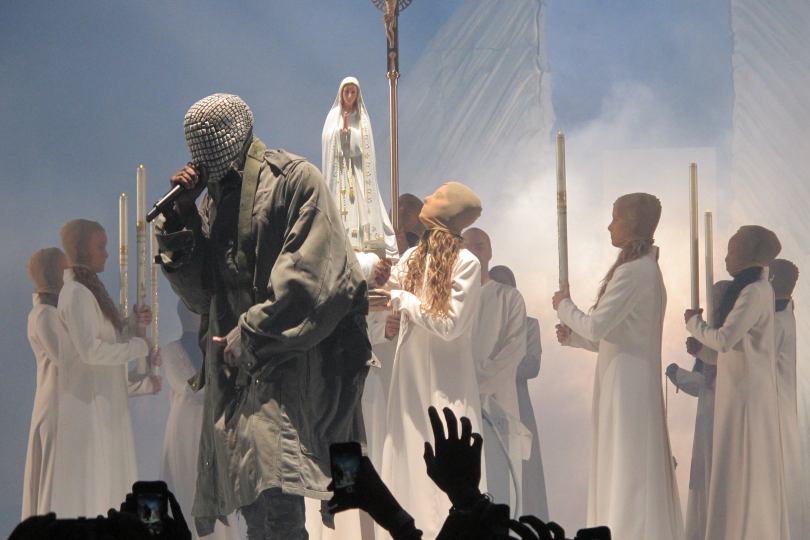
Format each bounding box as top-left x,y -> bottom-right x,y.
250,416 -> 283,486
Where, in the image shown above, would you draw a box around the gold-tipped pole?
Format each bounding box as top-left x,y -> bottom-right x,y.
689,162 -> 700,310
556,132 -> 569,288
119,194 -> 129,319
135,165 -> 149,374
705,211 -> 714,326
150,222 -> 160,376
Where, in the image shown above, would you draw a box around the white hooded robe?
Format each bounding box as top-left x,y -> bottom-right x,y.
558,247 -> 683,540
686,271 -> 789,540
22,295 -> 60,518
380,247 -> 484,540
51,269 -> 149,518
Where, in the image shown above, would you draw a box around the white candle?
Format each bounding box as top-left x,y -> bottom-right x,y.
119,194 -> 129,319
135,165 -> 149,375
150,222 -> 160,377
705,211 -> 714,326
556,132 -> 569,288
689,162 -> 700,310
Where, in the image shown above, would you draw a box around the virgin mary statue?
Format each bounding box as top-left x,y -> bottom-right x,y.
322,77 -> 396,269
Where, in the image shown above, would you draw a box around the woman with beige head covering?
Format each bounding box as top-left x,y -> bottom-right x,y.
685,225 -> 790,540
21,248 -> 66,519
551,193 -> 684,540
50,219 -> 160,519
374,182 -> 485,539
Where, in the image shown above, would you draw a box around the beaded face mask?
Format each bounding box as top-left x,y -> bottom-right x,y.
184,94 -> 253,184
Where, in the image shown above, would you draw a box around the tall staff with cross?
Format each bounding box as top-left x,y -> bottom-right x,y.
372,0 -> 413,230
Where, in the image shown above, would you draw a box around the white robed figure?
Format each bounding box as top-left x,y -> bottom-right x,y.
377,183 -> 485,540
685,226 -> 789,540
553,193 -> 683,540
160,302 -> 238,540
321,77 -> 396,275
665,280 -> 728,540
22,248 -> 67,519
463,228 -> 531,515
51,219 -> 160,518
770,259 -> 805,540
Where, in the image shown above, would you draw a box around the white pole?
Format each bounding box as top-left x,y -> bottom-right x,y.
136,165 -> 149,375
689,162 -> 700,310
556,132 -> 569,288
705,211 -> 714,326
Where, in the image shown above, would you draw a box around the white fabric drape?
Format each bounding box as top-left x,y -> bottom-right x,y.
22,295 -> 60,518
558,247 -> 683,540
51,269 -> 149,518
686,271 -> 789,540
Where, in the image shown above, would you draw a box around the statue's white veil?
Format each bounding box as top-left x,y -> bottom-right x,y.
321,77 -> 396,256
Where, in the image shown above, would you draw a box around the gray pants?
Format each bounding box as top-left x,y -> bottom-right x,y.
241,488 -> 308,540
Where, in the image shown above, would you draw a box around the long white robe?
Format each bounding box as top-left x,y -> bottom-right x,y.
22,295 -> 60,518
471,280 -> 529,513
51,269 -> 149,518
381,247 -> 484,540
517,317 -> 549,521
671,363 -> 715,540
558,247 -> 683,540
686,272 -> 789,540
775,300 -> 805,540
160,337 -> 238,540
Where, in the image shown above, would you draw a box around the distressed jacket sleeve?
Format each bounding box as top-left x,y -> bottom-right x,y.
558,263 -> 640,343
686,284 -> 762,353
154,204 -> 214,316
229,161 -> 367,374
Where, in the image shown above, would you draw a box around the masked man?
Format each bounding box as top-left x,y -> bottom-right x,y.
155,94 -> 371,540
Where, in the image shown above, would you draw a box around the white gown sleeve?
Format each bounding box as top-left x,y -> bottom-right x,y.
672,367 -> 703,397
477,291 -> 527,394
557,263 -> 640,343
390,254 -> 481,342
34,308 -> 61,365
63,286 -> 149,366
368,313 -> 389,346
563,331 -> 600,352
686,284 -> 763,353
517,318 -> 542,380
356,252 -> 381,284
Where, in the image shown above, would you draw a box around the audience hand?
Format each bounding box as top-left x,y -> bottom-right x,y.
551,282 -> 571,311
509,515 -> 566,540
385,313 -> 401,340
686,337 -> 703,356
119,487 -> 192,540
328,456 -> 408,532
555,324 -> 571,344
424,406 -> 483,508
375,258 -> 392,287
684,308 -> 703,324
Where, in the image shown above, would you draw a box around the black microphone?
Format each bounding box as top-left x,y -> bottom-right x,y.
146,185 -> 184,223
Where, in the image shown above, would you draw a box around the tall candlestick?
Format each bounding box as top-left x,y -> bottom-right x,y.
119,194 -> 129,319
150,222 -> 160,377
556,132 -> 569,288
136,165 -> 149,374
689,162 -> 700,310
705,211 -> 714,326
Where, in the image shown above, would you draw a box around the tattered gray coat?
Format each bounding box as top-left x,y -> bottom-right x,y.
156,141 -> 370,534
